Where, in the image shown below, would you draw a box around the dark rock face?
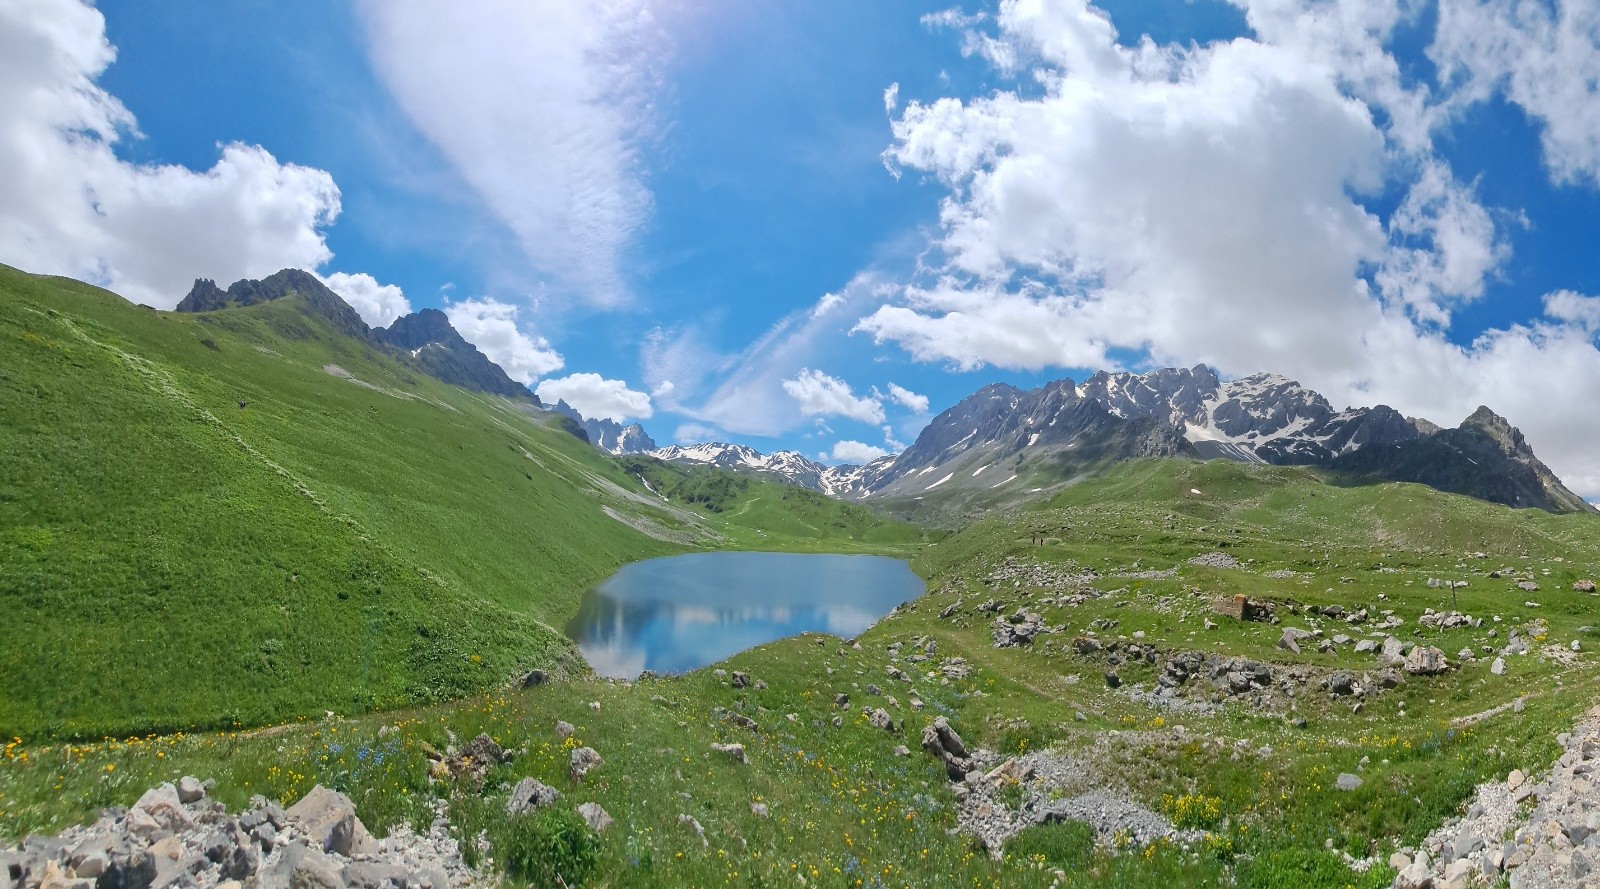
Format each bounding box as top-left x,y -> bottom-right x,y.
176,278 -> 230,312
865,379 -> 1194,496
375,308 -> 537,403
587,421 -> 654,455
850,364 -> 1588,513
549,401 -> 656,454
1332,406 -> 1592,513
1078,365 -> 1424,465
374,307 -> 457,351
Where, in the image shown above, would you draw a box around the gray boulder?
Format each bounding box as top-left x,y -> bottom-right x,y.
920,717 -> 973,780
175,777 -> 206,805
256,843 -> 344,889
576,802 -> 614,834
506,778 -> 561,815
102,844 -> 158,889
711,742 -> 748,764
342,860 -> 410,889
1404,646 -> 1449,675
570,746 -> 603,780
126,784 -> 194,839
1278,627 -> 1315,653
285,785 -> 374,857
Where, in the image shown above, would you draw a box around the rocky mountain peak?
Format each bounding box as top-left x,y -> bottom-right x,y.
177,278 -> 227,311
367,308 -> 537,404
376,308 -> 463,351
1461,405 -> 1523,450
175,269 -> 369,339
856,365 -> 1590,514
549,401 -> 657,455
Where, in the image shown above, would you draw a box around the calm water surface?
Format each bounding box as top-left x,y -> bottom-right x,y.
566,552 -> 925,678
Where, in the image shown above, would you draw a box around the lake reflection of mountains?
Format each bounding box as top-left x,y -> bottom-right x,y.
565,552 -> 925,679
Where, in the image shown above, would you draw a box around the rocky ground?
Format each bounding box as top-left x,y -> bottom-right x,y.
945,556 -> 1567,723
950,744 -> 1196,855
1390,705 -> 1600,889
0,777 -> 482,889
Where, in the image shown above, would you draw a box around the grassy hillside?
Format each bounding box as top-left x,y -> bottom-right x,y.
0,267 -> 918,740
620,456 -> 930,551
9,266 -> 1600,888
6,457 -> 1599,887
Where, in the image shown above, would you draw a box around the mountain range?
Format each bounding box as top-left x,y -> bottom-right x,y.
646,443 -> 878,498
176,272 -> 1589,514
549,400 -> 657,455
650,365 -> 1591,514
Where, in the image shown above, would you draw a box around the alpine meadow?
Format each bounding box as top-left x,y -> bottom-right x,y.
7,2 -> 1600,889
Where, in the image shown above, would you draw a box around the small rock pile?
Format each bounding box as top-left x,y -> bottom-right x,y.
423,733 -> 511,784
1419,610 -> 1483,631
0,780 -> 481,889
938,739 -> 1191,855
1073,638 -> 1410,714
992,608 -> 1057,647
1188,552 -> 1241,570
982,557 -> 1097,592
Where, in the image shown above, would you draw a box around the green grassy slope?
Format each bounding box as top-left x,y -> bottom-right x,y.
8,460 -> 1598,886
620,456 -> 930,551
6,406 -> 1600,887
0,267 -> 919,740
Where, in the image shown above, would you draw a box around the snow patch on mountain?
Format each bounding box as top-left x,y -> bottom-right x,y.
647,443 -> 894,497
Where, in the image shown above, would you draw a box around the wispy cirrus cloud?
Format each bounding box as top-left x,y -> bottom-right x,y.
356,0 -> 680,308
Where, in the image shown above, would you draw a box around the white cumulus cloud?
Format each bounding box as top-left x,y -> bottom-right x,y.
852,0 -> 1600,496
1544,290 -> 1600,333
535,372 -> 653,421
356,0 -> 674,307
782,368 -> 886,425
0,0 -> 342,309
830,440 -> 891,464
320,271 -> 412,327
443,297 -> 564,385
1432,0 -> 1600,187
882,383 -> 930,414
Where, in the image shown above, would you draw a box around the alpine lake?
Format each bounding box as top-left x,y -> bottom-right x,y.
565,551 -> 926,679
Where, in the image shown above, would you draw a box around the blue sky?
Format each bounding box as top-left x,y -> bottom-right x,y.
5,0 -> 1600,492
